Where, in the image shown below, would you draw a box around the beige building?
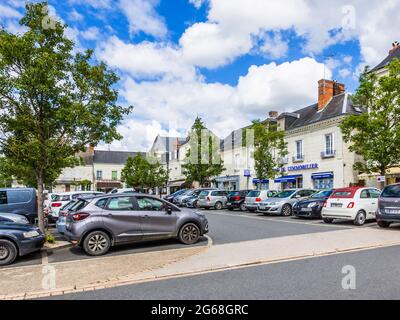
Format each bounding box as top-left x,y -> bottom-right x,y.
54,147 -> 145,193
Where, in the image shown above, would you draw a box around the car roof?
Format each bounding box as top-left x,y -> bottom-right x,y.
77,192 -> 161,201
55,191 -> 104,196
0,188 -> 36,192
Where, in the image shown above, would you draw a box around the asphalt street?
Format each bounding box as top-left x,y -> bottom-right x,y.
50,244 -> 400,300
9,208 -> 365,268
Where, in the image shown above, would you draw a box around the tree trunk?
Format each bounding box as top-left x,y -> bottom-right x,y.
37,174 -> 45,233
380,167 -> 387,189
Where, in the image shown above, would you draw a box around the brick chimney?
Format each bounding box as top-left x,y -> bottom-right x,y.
389,41 -> 400,55
268,111 -> 278,119
318,79 -> 346,111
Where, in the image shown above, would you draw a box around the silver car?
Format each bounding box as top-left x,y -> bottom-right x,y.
197,189 -> 228,210
245,190 -> 278,212
257,189 -> 317,216
63,193 -> 209,256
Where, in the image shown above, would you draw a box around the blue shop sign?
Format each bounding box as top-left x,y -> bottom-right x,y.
244,169 -> 251,177
287,163 -> 318,171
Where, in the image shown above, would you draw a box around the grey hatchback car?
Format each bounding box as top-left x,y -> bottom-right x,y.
63,193 -> 209,256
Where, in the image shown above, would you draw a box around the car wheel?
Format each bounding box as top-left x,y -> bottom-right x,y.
377,220 -> 391,228
83,231 -> 111,256
240,203 -> 247,211
179,223 -> 200,245
281,204 -> 292,216
323,218 -> 334,224
194,200 -> 198,208
214,202 -> 223,210
0,239 -> 18,266
354,211 -> 366,226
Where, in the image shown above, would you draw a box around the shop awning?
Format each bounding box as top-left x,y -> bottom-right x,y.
252,179 -> 269,184
274,174 -> 302,183
311,172 -> 334,180
168,180 -> 186,187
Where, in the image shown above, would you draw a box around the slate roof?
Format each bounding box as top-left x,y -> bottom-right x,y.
370,46 -> 400,73
93,150 -> 146,164
282,93 -> 362,131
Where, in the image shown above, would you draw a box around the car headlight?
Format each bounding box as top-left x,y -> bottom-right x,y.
307,202 -> 318,208
23,230 -> 40,238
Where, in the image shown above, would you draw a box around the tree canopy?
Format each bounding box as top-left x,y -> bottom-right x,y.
340,58 -> 400,186
0,2 -> 131,230
182,117 -> 225,187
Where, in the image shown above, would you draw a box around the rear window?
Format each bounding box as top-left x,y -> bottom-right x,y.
381,185 -> 400,198
54,194 -> 71,201
69,200 -> 89,212
331,190 -> 356,198
228,191 -> 239,196
247,191 -> 260,197
199,191 -> 209,197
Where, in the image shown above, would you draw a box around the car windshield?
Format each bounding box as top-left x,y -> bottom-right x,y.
228,191 -> 239,196
173,189 -> 186,196
311,190 -> 332,198
247,190 -> 260,197
381,185 -> 400,198
199,191 -> 209,197
275,190 -> 296,198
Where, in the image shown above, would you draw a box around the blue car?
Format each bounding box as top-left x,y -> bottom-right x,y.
56,200 -> 78,234
0,222 -> 45,266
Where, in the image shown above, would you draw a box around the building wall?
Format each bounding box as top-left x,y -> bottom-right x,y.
53,165 -> 93,193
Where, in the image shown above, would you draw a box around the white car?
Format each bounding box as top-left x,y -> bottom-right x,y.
49,191 -> 104,221
321,187 -> 381,226
244,190 -> 278,212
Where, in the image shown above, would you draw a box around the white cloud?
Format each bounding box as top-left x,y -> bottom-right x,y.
68,0 -> 112,9
96,36 -> 196,81
180,22 -> 252,68
68,9 -> 84,22
0,3 -> 21,19
81,26 -> 100,40
114,57 -> 329,150
338,68 -> 351,79
258,32 -> 289,59
188,0 -> 207,9
119,0 -> 167,38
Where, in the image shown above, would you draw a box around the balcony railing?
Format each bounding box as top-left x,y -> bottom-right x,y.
321,150 -> 336,158
292,155 -> 304,163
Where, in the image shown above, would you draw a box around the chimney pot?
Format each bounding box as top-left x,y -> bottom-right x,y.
389,41 -> 400,54
268,111 -> 278,119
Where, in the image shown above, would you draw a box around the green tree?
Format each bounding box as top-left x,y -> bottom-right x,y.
340,59 -> 400,187
0,157 -> 13,187
251,119 -> 288,189
182,117 -> 225,187
121,154 -> 169,193
0,3 -> 130,230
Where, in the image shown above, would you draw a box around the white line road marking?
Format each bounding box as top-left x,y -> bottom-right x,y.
41,250 -> 48,265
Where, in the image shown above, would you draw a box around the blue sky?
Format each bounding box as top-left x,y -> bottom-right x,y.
0,0 -> 397,151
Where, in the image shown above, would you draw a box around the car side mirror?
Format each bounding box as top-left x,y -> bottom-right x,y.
166,206 -> 173,214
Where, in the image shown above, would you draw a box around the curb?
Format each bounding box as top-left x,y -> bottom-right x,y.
4,238 -> 400,300
43,242 -> 72,252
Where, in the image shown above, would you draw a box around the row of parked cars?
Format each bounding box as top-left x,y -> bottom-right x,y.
1,183 -> 400,266
165,184 -> 400,228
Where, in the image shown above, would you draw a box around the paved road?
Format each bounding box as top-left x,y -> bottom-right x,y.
8,209 -> 375,268
51,244 -> 400,300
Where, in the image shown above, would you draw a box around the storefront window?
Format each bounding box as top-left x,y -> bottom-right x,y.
313,178 -> 333,190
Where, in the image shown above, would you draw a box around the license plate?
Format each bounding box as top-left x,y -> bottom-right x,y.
331,203 -> 343,208
259,206 -> 266,210
226,202 -> 231,206
386,209 -> 400,214
301,208 -> 312,212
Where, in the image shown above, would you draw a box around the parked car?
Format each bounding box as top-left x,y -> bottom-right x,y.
50,191 -> 104,221
0,188 -> 37,223
108,188 -> 135,194
0,222 -> 45,266
293,189 -> 334,219
164,189 -> 187,203
257,189 -> 317,216
321,187 -> 381,226
182,189 -> 213,208
197,190 -> 228,210
245,190 -> 278,212
56,200 -> 78,234
173,190 -> 193,206
0,212 -> 29,224
63,193 -> 209,256
375,183 -> 400,228
226,190 -> 252,211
